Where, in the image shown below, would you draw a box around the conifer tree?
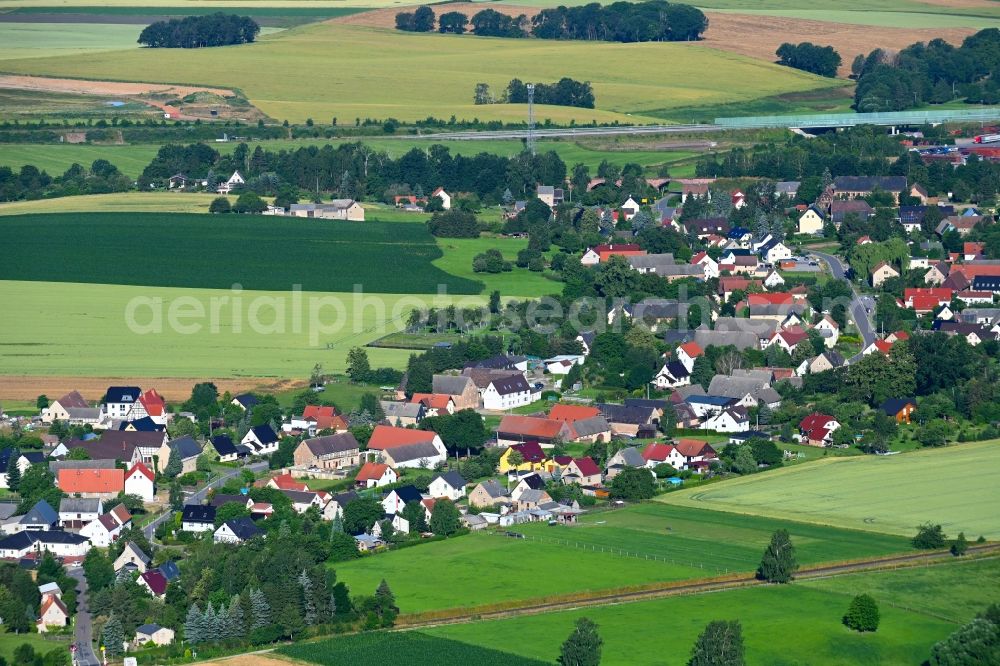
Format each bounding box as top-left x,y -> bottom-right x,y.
185,603 -> 203,644
299,570 -> 316,625
228,594 -> 246,638
102,614 -> 125,657
375,579 -> 398,627
250,588 -> 271,629
203,601 -> 218,639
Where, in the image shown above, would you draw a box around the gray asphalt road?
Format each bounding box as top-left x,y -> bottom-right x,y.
67,567 -> 100,666
143,461 -> 269,540
810,250 -> 877,363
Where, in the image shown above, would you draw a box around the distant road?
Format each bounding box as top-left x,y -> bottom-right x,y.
68,567 -> 100,666
410,124 -> 723,141
810,250 -> 877,363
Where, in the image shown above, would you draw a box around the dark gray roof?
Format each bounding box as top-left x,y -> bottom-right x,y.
249,425 -> 279,445
596,403 -> 655,425
387,485 -> 423,504
168,436 -> 202,460
383,442 -> 442,464
489,374 -> 531,396
59,498 -> 101,514
572,415 -> 611,438
614,446 -> 646,468
834,175 -> 907,192
301,432 -> 360,457
22,500 -> 58,526
233,394 -> 259,409
518,474 -> 545,490
476,480 -> 508,499
158,560 -> 180,581
223,517 -> 262,541
136,624 -> 164,635
432,375 -> 474,396
181,504 -> 215,523
694,329 -> 759,351
103,386 -> 141,403
210,435 -> 237,457
381,401 -> 424,419
209,493 -> 245,508
434,471 -> 466,489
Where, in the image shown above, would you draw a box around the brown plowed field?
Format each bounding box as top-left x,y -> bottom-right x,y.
0,376 -> 304,403
333,7 -> 978,78
0,74 -> 233,98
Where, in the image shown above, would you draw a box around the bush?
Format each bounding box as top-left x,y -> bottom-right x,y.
912,523 -> 947,549
427,209 -> 479,238
843,594 -> 880,632
209,196 -> 231,213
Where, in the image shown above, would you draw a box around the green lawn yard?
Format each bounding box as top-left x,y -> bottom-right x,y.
662,440 -> 1000,539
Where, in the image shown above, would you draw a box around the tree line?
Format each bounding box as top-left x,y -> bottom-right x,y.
0,160 -> 131,202
775,42 -> 841,78
138,13 -> 260,48
475,78 -> 595,108
396,1 -> 708,42
853,28 -> 1000,111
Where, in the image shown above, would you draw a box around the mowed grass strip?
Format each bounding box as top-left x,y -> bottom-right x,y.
515,503 -> 911,574
279,631 -> 547,666
0,280 -> 476,377
0,22 -> 840,123
333,504 -> 910,615
0,212 -> 481,294
424,560 -> 992,665
661,440 -> 1000,539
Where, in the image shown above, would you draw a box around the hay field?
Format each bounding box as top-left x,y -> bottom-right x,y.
662,441 -> 1000,538
0,21 -> 841,123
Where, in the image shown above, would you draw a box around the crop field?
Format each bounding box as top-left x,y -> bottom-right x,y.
0,22 -> 140,60
514,503 -> 911,573
0,212 -> 481,294
0,21 -> 840,124
0,193 -> 234,215
425,559 -> 999,665
0,280 -> 472,377
279,632 -> 547,666
662,441 -> 1000,539
333,504 -> 911,614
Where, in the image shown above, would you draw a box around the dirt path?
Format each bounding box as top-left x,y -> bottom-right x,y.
0,376 -> 304,403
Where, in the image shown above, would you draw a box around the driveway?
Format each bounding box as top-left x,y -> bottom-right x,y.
143,461 -> 269,540
810,250 -> 877,363
67,567 -> 100,666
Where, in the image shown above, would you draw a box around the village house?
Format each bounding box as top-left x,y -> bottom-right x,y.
180,504 -> 216,532
382,485 -> 423,515
409,393 -> 456,417
135,624 -> 175,647
367,425 -> 447,469
355,462 -> 398,489
57,467 -> 125,500
138,570 -> 169,598
652,360 -> 691,390
124,462 -> 155,502
289,200 -> 365,221
114,541 -> 151,574
80,504 -> 131,547
482,374 -> 539,411
101,386 -> 141,422
156,436 -> 203,475
469,480 -> 511,508
833,175 -> 908,202
797,206 -> 825,235
881,397 -> 917,424
604,446 -> 647,480
799,413 -> 841,446
431,375 -> 480,410
498,441 -> 551,473
0,529 -> 90,559
497,415 -> 574,449
58,498 -> 102,530
293,432 -> 361,470
429,472 -> 467,500
675,341 -> 704,373
870,261 -> 901,288
431,187 -> 451,209
560,457 -> 602,487
36,593 -> 69,633
241,424 -> 280,455
214,517 -> 263,544
642,442 -> 686,470
42,390 -> 90,424
380,401 -> 425,427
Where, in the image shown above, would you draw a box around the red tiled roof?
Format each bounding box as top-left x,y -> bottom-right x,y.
368,425 -> 437,450
674,439 -> 715,458
58,468 -> 124,495
642,442 -> 676,462
548,404 -> 600,422
891,330 -> 910,341
678,342 -> 703,358
774,326 -> 809,346
905,287 -> 953,302
950,264 -> 1000,280
498,415 -> 567,440
909,295 -> 946,312
411,393 -> 453,410
871,340 -> 894,355
110,504 -> 131,526
269,474 -> 309,492
749,292 -> 794,306
138,389 -> 165,417
356,462 -> 392,482
800,413 -> 835,431
571,456 -> 601,477
127,462 -> 154,482
303,405 -> 344,430
39,594 -> 68,619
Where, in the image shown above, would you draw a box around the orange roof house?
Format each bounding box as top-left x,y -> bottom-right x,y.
548,404 -> 601,423
367,425 -> 438,450
266,474 -> 309,492
678,342 -> 703,359
496,415 -> 572,445
591,244 -> 646,262
356,462 -> 393,483
57,468 -> 125,496
138,389 -> 165,417
302,405 -> 343,430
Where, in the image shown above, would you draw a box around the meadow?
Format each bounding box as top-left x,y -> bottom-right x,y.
0,212 -> 482,294
279,632 -> 547,666
0,21 -> 840,124
424,559 -> 999,665
333,504 -> 912,614
0,280 -> 471,377
0,138 -> 699,179
662,441 -> 1000,539
0,634 -> 68,665
0,192 -> 229,215
0,22 -> 141,60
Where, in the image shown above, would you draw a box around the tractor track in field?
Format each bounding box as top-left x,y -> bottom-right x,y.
394,544 -> 1000,630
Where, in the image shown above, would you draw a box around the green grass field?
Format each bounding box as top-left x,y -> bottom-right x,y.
333,504 -> 911,614
0,192 -> 231,215
0,212 -> 481,294
662,441 -> 1000,539
424,559 -> 1000,665
515,503 -> 911,573
0,634 -> 68,664
280,632 -> 547,666
0,139 -> 698,179
432,236 -> 561,298
0,22 -> 141,60
0,22 -> 841,123
0,279 -> 473,376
